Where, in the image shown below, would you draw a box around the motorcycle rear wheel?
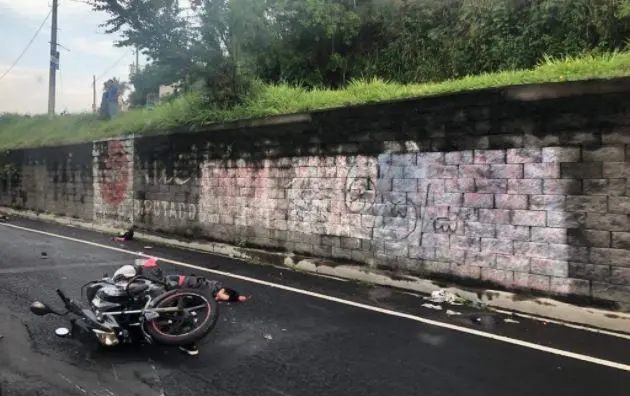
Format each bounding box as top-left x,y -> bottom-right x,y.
143,288 -> 219,346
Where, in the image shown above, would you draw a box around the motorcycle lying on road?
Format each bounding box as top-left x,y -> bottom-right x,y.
29,258 -> 219,347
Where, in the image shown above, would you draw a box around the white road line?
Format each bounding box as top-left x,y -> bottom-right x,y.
308,273 -> 349,282
3,222 -> 630,372
491,308 -> 630,341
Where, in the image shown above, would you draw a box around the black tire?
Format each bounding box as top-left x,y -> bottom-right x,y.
143,288 -> 219,346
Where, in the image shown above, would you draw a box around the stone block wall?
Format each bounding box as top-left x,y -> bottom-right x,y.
197,147 -> 627,304
3,77 -> 630,307
0,143 -> 93,219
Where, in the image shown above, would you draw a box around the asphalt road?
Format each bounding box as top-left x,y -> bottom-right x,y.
0,218 -> 629,396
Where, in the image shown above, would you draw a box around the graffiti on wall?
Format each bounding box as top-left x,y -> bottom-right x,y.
93,139 -> 134,224
134,199 -> 197,221
433,216 -> 458,233
140,151 -> 198,186
99,140 -> 130,206
196,165 -> 282,229
343,154 -> 466,245
192,153 -> 471,244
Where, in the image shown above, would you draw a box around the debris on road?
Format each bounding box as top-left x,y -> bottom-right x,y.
421,303 -> 442,310
0,213 -> 8,222
445,309 -> 462,316
264,333 -> 273,340
115,225 -> 135,242
40,252 -> 47,259
425,289 -> 474,306
426,289 -> 458,304
504,318 -> 520,324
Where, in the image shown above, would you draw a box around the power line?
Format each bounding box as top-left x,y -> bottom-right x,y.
94,49 -> 132,86
0,9 -> 53,83
62,0 -> 91,5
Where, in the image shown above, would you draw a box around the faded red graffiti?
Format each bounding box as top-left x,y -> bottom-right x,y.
100,140 -> 129,206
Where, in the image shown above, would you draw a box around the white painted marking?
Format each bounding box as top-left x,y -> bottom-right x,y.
265,385 -> 294,396
3,222 -> 630,372
111,365 -> 119,381
308,272 -> 349,282
401,287 -> 630,341
150,363 -> 166,396
58,374 -> 87,394
491,308 -> 630,341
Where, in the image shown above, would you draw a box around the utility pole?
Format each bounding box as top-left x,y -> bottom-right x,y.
135,46 -> 140,74
92,75 -> 96,113
47,0 -> 59,118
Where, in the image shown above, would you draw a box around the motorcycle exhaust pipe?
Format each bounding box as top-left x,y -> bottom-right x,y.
92,329 -> 120,346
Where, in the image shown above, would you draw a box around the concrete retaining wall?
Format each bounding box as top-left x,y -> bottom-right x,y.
3,77 -> 630,308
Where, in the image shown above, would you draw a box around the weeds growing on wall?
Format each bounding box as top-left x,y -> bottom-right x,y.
1,51 -> 630,149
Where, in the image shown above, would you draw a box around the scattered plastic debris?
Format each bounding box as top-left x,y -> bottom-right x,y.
425,289 -> 473,306
504,318 -> 520,324
263,333 -> 273,340
446,309 -> 462,316
40,252 -> 48,259
144,246 -> 153,249
427,289 -> 458,304
421,303 -> 443,310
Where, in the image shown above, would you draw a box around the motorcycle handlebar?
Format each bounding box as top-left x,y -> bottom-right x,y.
56,289 -> 82,315
56,289 -> 69,303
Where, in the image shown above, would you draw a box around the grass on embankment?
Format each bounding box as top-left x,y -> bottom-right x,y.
2,51 -> 630,150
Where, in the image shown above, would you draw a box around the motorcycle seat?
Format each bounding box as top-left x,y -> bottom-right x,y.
127,282 -> 149,296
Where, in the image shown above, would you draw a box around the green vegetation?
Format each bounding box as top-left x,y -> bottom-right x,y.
2,51 -> 630,149
3,0 -> 630,149
102,0 -> 630,99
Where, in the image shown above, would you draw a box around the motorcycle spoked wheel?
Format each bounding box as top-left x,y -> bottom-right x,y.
143,288 -> 219,346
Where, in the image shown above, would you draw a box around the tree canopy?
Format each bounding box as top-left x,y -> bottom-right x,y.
89,0 -> 630,107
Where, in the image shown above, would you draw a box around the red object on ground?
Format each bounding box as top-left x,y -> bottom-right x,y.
143,257 -> 158,268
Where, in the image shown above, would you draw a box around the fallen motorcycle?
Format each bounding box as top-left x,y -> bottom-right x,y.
29,258 -> 219,347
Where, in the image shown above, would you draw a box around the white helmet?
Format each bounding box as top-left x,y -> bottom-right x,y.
113,264 -> 137,282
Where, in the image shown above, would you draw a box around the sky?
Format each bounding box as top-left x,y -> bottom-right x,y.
0,0 -> 146,115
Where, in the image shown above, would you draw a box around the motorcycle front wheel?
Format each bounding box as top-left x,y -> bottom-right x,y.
143,288 -> 219,346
